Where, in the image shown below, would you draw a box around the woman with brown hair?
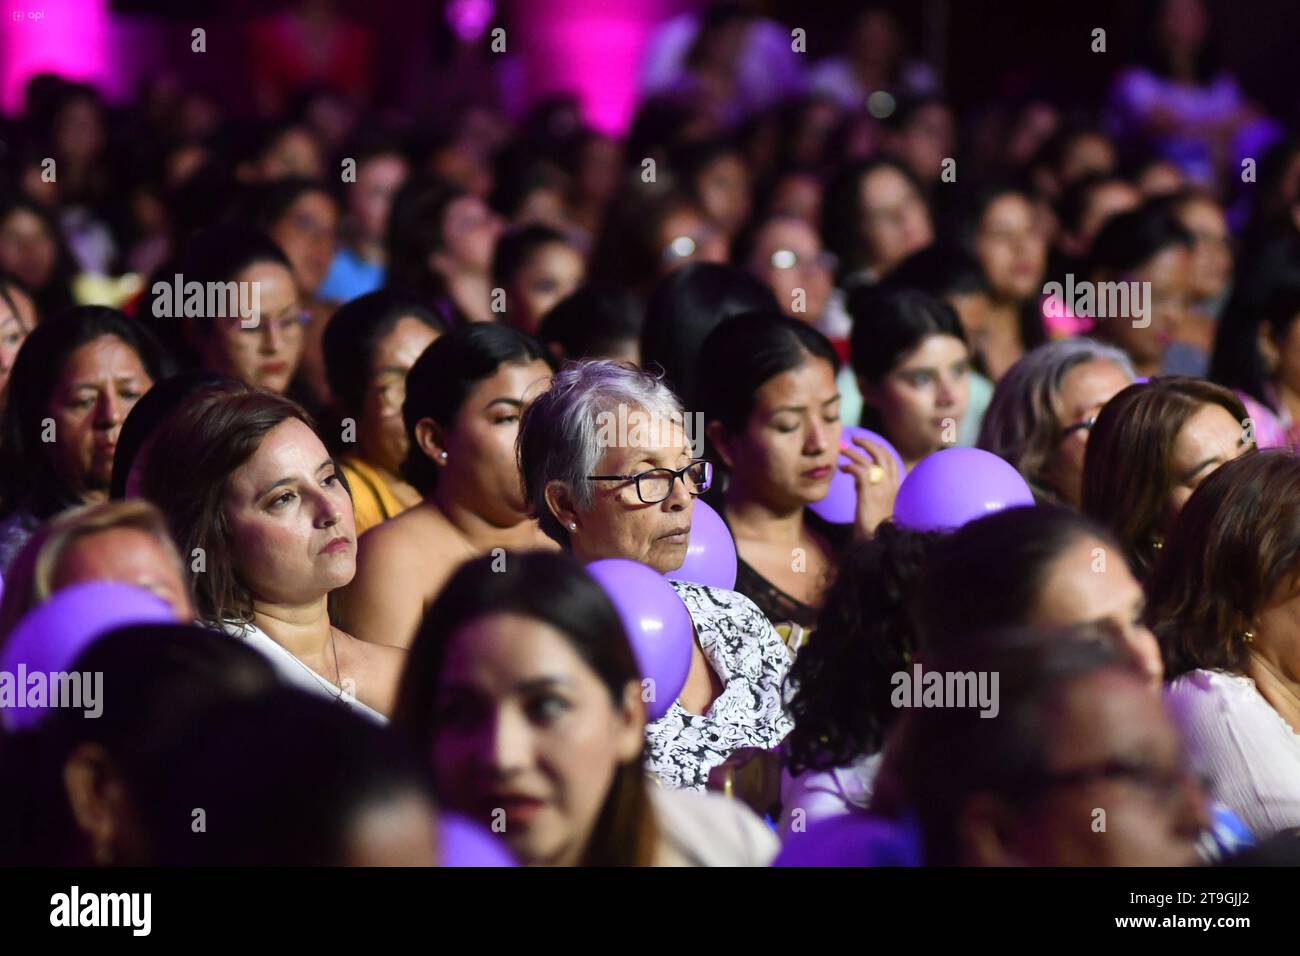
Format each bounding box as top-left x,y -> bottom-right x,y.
1081,376 -> 1251,578
140,387 -> 403,720
1146,451 -> 1300,838
392,550 -> 777,866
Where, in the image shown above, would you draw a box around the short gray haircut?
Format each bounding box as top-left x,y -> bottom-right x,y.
978,338 -> 1135,502
518,360 -> 685,545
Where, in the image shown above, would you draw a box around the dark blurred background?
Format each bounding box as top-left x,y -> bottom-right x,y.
2,0 -> 1296,126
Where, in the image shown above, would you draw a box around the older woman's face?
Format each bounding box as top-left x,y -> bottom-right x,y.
431,612 -> 642,866
223,418 -> 356,607
48,335 -> 153,501
565,411 -> 696,573
52,527 -> 194,619
437,359 -> 553,525
1042,359 -> 1132,508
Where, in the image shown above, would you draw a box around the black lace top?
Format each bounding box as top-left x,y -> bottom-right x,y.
724,509 -> 853,630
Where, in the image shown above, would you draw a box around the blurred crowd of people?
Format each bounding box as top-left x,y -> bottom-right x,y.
0,0 -> 1299,866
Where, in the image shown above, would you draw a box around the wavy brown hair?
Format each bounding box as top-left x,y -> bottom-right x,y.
140,387 -> 344,625
1081,376 -> 1249,579
1146,451 -> 1300,679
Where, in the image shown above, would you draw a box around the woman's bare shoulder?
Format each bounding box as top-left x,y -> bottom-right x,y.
357,503 -> 466,569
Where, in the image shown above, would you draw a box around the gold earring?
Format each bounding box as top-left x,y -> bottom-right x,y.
1151,535 -> 1164,552
1244,629 -> 1256,644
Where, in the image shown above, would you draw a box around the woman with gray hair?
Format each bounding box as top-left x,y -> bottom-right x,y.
517,359 -> 794,791
977,339 -> 1135,507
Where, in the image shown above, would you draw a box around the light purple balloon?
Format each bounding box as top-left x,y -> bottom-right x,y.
439,813 -> 517,867
666,498 -> 737,590
0,581 -> 176,731
892,448 -> 1036,532
587,558 -> 693,721
808,426 -> 906,525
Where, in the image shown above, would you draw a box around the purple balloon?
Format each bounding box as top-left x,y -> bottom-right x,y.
439,813 -> 518,867
0,582 -> 176,731
772,813 -> 922,867
808,427 -> 907,525
892,447 -> 1035,532
587,558 -> 694,721
666,498 -> 737,590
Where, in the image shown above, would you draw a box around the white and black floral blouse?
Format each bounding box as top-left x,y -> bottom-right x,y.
645,581 -> 794,791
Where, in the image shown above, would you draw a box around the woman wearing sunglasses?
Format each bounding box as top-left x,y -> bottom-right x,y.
978,338 -> 1135,507
517,360 -> 794,791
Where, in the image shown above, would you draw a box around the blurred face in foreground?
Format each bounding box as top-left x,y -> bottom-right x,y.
960,668 -> 1209,866
430,611 -> 642,866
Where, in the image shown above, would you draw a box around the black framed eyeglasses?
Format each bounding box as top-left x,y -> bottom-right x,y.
587,460 -> 714,504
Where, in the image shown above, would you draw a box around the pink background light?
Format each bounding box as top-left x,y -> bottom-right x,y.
0,0 -> 120,116
1,0 -> 684,131
515,0 -> 683,136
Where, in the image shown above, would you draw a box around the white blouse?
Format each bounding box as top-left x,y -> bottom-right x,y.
650,785 -> 779,866
220,620 -> 388,725
644,582 -> 794,791
1165,669 -> 1300,839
